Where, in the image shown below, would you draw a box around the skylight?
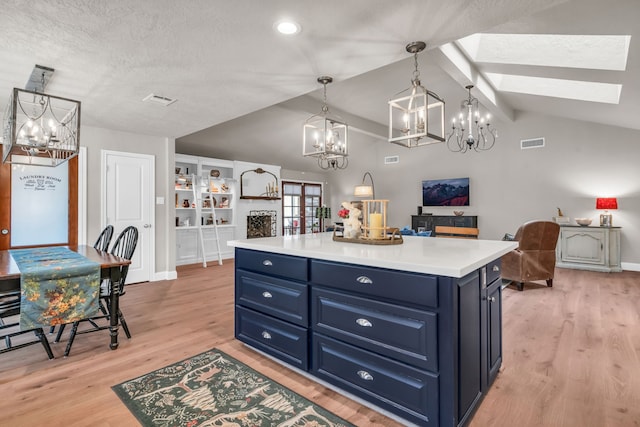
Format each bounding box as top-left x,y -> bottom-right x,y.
485,73 -> 622,104
458,34 -> 631,71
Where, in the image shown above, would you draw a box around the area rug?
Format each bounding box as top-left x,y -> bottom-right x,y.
112,348 -> 355,427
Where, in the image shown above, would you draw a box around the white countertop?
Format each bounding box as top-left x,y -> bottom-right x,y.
229,233 -> 517,278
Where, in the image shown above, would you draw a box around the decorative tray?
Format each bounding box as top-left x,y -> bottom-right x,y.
332,228 -> 403,245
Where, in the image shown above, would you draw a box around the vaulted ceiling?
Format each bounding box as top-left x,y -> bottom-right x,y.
1,0 -> 637,171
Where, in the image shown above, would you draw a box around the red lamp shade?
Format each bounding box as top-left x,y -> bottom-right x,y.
596,197 -> 618,210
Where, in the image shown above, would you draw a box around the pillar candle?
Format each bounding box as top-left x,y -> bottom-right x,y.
369,213 -> 383,239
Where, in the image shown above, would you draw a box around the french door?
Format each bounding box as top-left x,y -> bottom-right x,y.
282,182 -> 322,235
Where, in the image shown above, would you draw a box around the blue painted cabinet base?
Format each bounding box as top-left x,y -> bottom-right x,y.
234,248 -> 502,426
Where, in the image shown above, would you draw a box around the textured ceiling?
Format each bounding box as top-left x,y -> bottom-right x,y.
1,0 -> 637,171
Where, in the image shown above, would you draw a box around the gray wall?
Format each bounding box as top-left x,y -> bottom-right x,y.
324,111 -> 640,267
79,109 -> 640,278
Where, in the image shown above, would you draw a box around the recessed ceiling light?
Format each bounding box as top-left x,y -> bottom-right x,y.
275,20 -> 301,35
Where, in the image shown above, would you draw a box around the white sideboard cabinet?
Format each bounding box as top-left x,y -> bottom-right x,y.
556,225 -> 621,272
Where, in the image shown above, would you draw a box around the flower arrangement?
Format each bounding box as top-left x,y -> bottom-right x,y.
338,208 -> 349,219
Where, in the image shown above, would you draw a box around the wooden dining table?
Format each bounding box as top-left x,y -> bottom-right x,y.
0,245 -> 131,351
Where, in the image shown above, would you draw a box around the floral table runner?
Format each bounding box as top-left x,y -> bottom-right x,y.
10,246 -> 100,330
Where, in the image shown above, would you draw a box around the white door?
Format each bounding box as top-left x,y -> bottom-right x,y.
102,150 -> 154,284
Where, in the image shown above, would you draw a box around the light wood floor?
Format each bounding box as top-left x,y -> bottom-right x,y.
1,261 -> 639,427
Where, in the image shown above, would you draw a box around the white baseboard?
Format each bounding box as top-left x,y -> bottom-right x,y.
621,262 -> 640,272
152,270 -> 178,281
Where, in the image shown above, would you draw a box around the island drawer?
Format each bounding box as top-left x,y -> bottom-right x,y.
485,258 -> 502,285
312,333 -> 438,426
236,248 -> 307,281
235,306 -> 308,370
311,287 -> 437,371
310,260 -> 438,308
236,270 -> 308,327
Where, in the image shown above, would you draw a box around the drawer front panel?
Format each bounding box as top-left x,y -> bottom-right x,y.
236,270 -> 308,326
486,258 -> 502,285
236,248 -> 308,281
310,260 -> 438,308
312,334 -> 438,426
312,287 -> 437,371
235,306 -> 308,370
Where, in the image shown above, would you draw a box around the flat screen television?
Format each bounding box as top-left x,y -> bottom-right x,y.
422,177 -> 469,206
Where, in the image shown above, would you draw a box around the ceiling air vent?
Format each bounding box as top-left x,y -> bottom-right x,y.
384,155 -> 400,164
142,93 -> 177,106
520,137 -> 545,149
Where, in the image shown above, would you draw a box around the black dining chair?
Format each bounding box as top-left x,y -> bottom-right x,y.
1,286 -> 54,359
55,226 -> 138,357
94,224 -> 114,252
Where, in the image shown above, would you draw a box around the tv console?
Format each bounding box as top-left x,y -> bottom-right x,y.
411,215 -> 478,235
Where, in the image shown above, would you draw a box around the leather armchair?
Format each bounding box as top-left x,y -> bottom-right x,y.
501,220 -> 560,291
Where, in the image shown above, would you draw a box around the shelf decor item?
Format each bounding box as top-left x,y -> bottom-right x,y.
575,218 -> 592,226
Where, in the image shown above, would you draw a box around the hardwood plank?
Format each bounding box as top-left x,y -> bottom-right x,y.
1,262 -> 639,426
473,269 -> 640,427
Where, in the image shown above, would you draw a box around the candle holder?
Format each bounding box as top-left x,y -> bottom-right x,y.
362,200 -> 388,240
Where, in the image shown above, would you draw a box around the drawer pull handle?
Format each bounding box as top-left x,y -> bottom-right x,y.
356,318 -> 372,327
492,265 -> 500,272
356,276 -> 373,284
357,370 -> 374,381
262,260 -> 273,266
261,331 -> 272,340
262,291 -> 273,298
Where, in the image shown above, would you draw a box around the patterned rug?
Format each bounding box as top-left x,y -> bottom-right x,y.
112,348 -> 355,427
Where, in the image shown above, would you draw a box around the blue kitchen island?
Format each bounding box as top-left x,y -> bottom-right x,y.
229,233 -> 517,426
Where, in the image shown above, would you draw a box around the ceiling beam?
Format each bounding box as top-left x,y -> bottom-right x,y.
432,43 -> 515,123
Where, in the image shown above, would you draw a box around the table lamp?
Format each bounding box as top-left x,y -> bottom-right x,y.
596,197 -> 617,227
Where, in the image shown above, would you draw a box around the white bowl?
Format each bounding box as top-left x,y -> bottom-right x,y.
575,218 -> 592,226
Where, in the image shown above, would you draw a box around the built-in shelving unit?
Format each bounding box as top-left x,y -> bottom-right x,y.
175,154 -> 236,265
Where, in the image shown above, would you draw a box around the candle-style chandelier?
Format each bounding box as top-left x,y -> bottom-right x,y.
446,85 -> 497,153
2,65 -> 81,167
388,41 -> 445,148
302,76 -> 348,170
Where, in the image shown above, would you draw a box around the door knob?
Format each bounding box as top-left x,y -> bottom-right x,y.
1,229 -> 8,235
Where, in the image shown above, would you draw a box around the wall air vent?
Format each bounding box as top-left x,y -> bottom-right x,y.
142,93 -> 177,106
384,155 -> 400,164
520,137 -> 545,149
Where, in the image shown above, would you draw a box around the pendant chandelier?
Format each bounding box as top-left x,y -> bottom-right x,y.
302,76 -> 348,170
388,41 -> 445,148
446,85 -> 497,153
2,65 -> 81,167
